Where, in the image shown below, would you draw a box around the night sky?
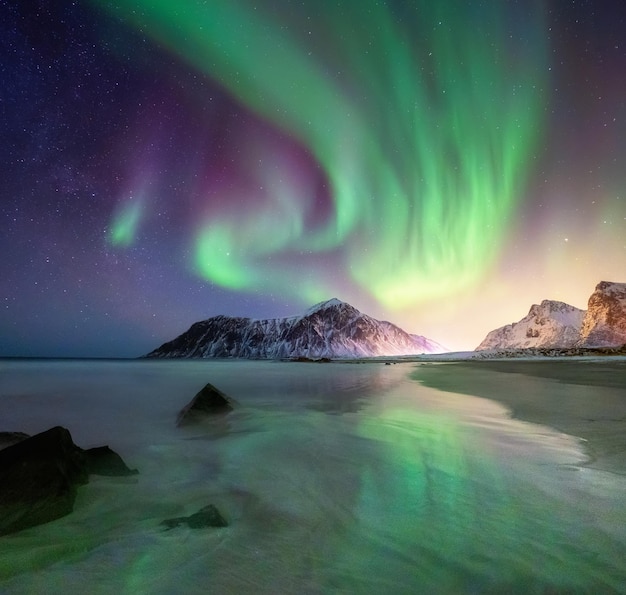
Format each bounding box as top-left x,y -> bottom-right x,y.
2,0 -> 625,357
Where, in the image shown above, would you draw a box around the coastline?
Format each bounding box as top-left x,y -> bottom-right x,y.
412,359 -> 626,476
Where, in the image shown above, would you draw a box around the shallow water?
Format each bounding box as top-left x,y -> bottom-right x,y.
0,360 -> 624,594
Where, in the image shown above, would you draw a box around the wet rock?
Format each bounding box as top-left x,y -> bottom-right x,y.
0,426 -> 88,536
176,383 -> 234,426
162,504 -> 228,529
84,446 -> 138,476
0,427 -> 138,536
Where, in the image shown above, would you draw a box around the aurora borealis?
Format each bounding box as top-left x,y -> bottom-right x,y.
103,0 -> 547,308
2,0 -> 625,356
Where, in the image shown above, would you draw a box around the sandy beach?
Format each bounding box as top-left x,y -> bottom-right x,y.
1,359 -> 625,593
413,359 -> 626,476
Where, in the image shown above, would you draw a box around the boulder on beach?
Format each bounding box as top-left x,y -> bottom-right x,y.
0,426 -> 137,536
0,426 -> 88,535
176,382 -> 235,426
84,446 -> 138,476
161,504 -> 228,529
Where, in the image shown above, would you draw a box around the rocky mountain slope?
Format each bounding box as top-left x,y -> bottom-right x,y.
146,298 -> 446,359
579,281 -> 626,347
476,300 -> 585,350
476,281 -> 626,351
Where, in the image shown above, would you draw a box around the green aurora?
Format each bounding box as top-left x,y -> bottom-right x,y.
103,0 -> 547,309
110,199 -> 143,247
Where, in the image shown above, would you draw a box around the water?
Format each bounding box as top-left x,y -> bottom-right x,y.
0,359 -> 624,594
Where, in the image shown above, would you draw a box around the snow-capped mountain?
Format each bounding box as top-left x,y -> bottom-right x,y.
476,280 -> 626,351
476,300 -> 585,350
146,298 -> 446,359
579,281 -> 626,347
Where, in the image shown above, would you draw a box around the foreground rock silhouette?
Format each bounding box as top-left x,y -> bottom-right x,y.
84,445 -> 139,477
161,504 -> 228,529
176,382 -> 235,426
0,426 -> 137,536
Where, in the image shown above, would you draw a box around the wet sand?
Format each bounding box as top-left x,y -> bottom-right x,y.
413,359 -> 626,476
1,359 -> 625,593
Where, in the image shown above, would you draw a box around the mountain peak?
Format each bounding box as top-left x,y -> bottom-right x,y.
531,300 -> 581,315
579,281 -> 626,346
304,298 -> 353,316
595,280 -> 626,295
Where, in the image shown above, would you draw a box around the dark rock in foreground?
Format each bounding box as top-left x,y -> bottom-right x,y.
176,382 -> 235,427
162,504 -> 228,529
0,427 -> 88,535
0,426 -> 137,536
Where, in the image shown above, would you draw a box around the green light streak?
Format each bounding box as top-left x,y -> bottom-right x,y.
194,155 -> 309,289
97,0 -> 547,307
109,200 -> 143,247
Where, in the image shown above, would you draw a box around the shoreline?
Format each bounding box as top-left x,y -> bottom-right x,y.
412,360 -> 626,476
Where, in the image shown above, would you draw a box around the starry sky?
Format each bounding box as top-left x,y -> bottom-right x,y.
1,0 -> 625,357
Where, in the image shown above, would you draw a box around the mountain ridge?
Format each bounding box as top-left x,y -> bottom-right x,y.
579,281 -> 626,347
476,299 -> 585,350
146,298 -> 446,359
477,281 -> 626,350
